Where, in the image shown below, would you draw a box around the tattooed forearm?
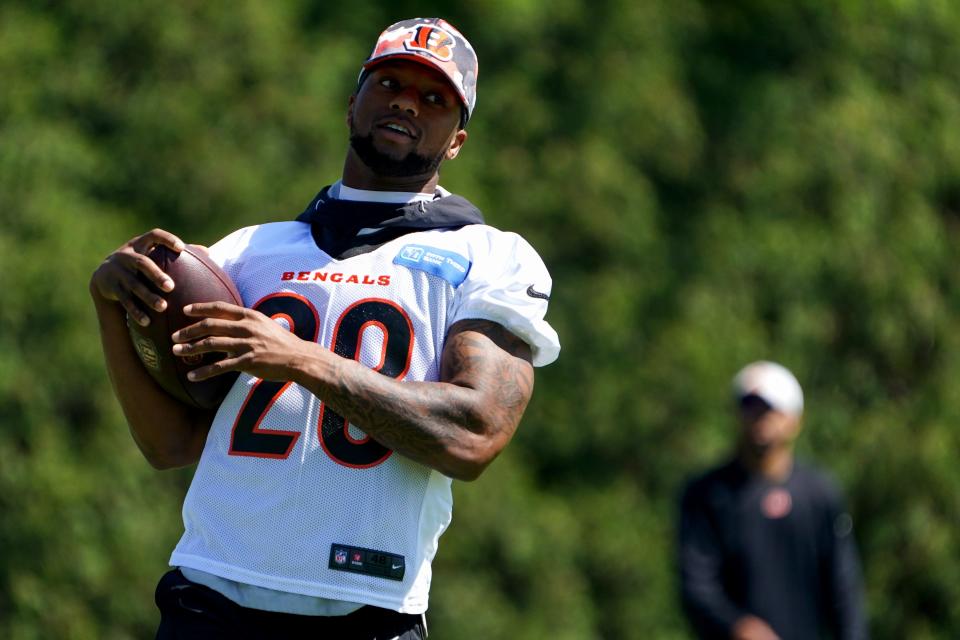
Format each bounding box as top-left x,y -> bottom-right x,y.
297,319 -> 534,480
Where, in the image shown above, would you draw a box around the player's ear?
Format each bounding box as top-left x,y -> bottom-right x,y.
445,129 -> 468,161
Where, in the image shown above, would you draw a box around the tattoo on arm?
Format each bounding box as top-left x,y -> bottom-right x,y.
439,318 -> 534,428
314,319 -> 534,477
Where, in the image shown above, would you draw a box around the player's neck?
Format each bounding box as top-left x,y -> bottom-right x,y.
341,152 -> 440,193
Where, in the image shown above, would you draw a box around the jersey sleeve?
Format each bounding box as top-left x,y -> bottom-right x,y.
449,230 -> 560,367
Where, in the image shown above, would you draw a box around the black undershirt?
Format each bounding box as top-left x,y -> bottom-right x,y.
295,186 -> 485,259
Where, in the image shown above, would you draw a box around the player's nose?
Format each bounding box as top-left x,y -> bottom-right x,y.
390,87 -> 420,117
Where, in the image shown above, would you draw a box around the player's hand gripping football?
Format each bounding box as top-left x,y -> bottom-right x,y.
90,228 -> 184,326
172,302 -> 313,383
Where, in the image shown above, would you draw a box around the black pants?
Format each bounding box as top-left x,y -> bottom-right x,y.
155,569 -> 427,639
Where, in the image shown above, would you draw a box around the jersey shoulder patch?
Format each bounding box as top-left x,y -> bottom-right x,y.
392,243 -> 471,287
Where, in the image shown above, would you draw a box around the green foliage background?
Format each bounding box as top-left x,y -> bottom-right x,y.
2,0 -> 959,637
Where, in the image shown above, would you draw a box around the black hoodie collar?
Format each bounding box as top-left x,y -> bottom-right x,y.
295,185 -> 485,259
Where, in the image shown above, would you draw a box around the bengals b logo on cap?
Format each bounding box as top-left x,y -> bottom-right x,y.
404,26 -> 456,62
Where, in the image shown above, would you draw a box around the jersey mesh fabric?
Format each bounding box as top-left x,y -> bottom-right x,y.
171,220 -> 559,613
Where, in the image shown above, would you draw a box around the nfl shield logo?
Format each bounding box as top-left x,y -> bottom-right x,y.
334,549 -> 348,565
400,246 -> 425,262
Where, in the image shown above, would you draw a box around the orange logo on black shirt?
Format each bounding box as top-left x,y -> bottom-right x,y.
762,488 -> 793,519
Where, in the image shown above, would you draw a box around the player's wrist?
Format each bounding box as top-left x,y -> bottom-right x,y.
285,341 -> 334,389
90,289 -> 126,321
89,275 -> 112,304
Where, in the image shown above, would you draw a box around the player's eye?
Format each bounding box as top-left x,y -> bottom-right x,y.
379,77 -> 399,90
424,92 -> 446,106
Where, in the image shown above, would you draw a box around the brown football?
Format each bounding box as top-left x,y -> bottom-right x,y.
127,244 -> 243,409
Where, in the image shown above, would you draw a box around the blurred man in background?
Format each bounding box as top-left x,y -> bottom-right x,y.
90,17 -> 559,639
678,361 -> 868,640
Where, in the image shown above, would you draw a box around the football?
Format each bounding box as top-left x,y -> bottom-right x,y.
127,244 -> 243,409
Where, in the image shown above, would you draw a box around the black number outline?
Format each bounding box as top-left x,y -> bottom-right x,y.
227,295 -> 415,469
228,293 -> 320,459
318,298 -> 414,468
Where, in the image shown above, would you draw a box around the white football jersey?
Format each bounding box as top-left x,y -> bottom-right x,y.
170,220 -> 559,613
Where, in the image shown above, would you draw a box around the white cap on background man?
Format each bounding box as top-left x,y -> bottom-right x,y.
732,361 -> 804,417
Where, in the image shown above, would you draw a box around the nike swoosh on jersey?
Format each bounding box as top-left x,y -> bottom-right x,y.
526,285 -> 550,300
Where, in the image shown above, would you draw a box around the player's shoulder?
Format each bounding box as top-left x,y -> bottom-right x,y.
457,221 -> 534,243
214,220 -> 309,247
209,221 -> 312,265
431,224 -> 547,264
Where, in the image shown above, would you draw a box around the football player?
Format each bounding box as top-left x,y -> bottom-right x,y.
91,18 -> 559,639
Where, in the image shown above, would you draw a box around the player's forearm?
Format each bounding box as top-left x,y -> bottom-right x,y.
291,353 -> 497,480
289,333 -> 529,481
91,288 -> 212,469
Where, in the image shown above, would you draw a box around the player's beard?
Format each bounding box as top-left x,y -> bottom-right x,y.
349,131 -> 445,178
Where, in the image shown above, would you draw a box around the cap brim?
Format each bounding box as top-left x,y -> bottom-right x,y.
738,393 -> 773,410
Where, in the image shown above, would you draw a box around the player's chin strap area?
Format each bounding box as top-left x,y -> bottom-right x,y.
295,185 -> 485,259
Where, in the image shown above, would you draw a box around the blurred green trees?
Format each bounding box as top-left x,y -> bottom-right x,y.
1,0 -> 958,637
